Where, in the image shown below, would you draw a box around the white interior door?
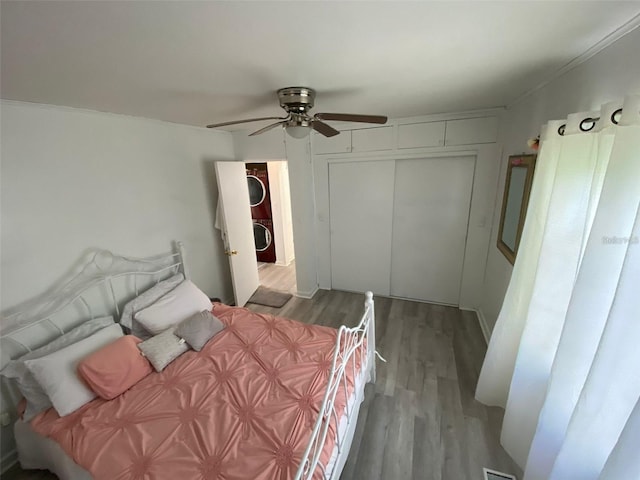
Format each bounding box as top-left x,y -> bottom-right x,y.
329,160 -> 395,295
214,161 -> 259,306
390,156 -> 474,304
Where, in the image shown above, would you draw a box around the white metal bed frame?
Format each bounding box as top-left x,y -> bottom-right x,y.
1,242 -> 377,480
1,242 -> 188,354
295,290 -> 376,480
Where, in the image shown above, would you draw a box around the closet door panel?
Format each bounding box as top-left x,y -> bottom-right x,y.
329,161 -> 395,295
391,156 -> 475,304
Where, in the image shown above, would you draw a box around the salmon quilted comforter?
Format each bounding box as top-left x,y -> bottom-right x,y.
30,304 -> 364,480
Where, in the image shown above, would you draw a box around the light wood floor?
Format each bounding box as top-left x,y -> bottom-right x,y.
258,260 -> 297,294
4,289 -> 522,480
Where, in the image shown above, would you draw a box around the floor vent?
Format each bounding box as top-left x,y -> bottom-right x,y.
483,468 -> 517,480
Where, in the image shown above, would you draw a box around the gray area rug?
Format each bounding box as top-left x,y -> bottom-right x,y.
248,286 -> 292,308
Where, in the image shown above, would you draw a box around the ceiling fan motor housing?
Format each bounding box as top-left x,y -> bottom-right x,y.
277,87 -> 315,113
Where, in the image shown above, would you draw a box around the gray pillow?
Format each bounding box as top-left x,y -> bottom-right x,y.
175,310 -> 224,351
1,316 -> 115,420
119,273 -> 184,340
138,329 -> 189,372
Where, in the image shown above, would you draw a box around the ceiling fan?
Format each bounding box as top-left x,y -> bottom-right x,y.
206,87 -> 387,138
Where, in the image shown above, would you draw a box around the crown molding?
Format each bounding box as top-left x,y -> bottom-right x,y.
508,13 -> 640,107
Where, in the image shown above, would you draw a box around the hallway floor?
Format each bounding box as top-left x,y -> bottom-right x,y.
257,260 -> 296,294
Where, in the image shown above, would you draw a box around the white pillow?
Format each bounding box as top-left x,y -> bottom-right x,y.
134,280 -> 212,336
120,273 -> 185,339
24,324 -> 123,417
1,316 -> 115,420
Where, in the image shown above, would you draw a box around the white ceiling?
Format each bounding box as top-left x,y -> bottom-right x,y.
2,1 -> 639,129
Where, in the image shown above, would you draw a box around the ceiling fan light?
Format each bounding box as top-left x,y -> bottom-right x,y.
285,125 -> 310,139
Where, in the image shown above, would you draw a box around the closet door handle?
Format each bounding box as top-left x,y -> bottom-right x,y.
225,250 -> 238,256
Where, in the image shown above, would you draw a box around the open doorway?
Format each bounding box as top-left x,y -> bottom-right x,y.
246,161 -> 296,295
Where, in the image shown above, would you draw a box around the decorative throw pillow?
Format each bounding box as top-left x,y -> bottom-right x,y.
1,316 -> 115,420
138,329 -> 190,372
78,335 -> 153,400
175,310 -> 224,351
119,273 -> 185,340
24,323 -> 124,417
134,280 -> 212,336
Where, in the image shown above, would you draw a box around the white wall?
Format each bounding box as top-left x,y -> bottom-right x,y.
232,128 -> 286,161
0,101 -> 236,467
283,136 -> 319,298
1,102 -> 236,311
267,161 -> 295,266
480,27 -> 640,335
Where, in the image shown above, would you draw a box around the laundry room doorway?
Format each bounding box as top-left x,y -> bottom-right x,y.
246,161 -> 297,295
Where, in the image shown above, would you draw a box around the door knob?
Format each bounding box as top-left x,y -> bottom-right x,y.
225,250 -> 238,256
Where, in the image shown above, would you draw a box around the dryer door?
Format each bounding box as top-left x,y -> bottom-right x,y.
253,222 -> 272,252
247,175 -> 266,207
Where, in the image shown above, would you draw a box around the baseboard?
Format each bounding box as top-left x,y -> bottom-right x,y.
460,307 -> 491,345
475,308 -> 491,345
275,258 -> 295,267
294,285 -> 319,299
1,449 -> 18,474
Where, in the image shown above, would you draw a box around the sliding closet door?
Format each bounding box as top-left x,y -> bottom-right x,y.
391,156 -> 474,304
330,160 -> 395,295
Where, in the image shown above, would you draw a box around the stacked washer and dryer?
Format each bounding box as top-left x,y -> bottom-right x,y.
246,163 -> 276,263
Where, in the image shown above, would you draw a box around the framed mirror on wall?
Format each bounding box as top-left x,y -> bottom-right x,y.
497,154 -> 536,264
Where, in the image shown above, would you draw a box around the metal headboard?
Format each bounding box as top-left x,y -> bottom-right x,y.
0,241 -> 188,355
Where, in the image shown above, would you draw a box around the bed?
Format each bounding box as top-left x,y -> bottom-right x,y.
0,243 -> 377,480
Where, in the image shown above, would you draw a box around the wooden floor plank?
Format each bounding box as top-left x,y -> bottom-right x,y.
438,376 -> 469,479
394,312 -> 415,390
453,311 -> 490,420
466,415 -> 496,474
413,413 -> 442,480
380,387 -> 415,480
379,299 -> 405,396
352,394 -> 394,480
406,311 -> 427,396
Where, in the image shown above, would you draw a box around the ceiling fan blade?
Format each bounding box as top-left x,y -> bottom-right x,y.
311,120 -> 340,137
249,121 -> 288,136
314,113 -> 388,124
206,116 -> 288,129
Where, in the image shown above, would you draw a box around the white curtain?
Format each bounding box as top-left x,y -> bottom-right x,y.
476,94 -> 640,479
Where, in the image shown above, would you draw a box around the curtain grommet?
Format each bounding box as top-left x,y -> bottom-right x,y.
611,108 -> 622,125
579,117 -> 598,132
